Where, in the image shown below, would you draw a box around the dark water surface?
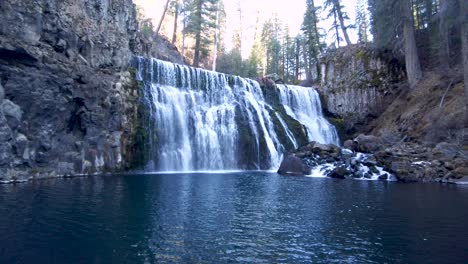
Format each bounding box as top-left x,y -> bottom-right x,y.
1,172 -> 467,263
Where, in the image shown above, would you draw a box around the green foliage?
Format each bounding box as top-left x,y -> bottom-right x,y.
368,0 -> 401,49
355,0 -> 370,43
184,0 -> 222,66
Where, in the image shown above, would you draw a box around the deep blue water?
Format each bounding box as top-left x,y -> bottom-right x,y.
1,172 -> 468,263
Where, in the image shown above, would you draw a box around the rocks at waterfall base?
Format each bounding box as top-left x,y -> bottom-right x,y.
278,141 -> 393,180
278,135 -> 468,183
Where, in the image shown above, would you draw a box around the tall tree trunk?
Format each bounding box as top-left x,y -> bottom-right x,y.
302,42 -> 312,81
333,0 -> 352,45
181,18 -> 186,56
460,0 -> 468,110
424,0 -> 433,25
295,38 -> 300,81
193,0 -> 203,67
156,0 -> 171,34
311,0 -> 323,53
172,0 -> 179,45
334,10 -> 340,47
212,1 -> 220,71
439,0 -> 450,72
402,0 -> 422,88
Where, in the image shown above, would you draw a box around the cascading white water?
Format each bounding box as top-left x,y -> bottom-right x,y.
136,58 -> 339,171
276,84 -> 340,145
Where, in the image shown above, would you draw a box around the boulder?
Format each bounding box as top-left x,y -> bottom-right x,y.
353,134 -> 381,153
390,161 -> 417,182
432,142 -> 460,160
2,99 -> 22,122
343,139 -> 354,149
452,167 -> 468,178
277,154 -> 311,176
328,166 -> 348,179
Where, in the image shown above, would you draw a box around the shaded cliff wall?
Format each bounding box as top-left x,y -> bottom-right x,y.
318,45 -> 406,138
0,0 -> 183,182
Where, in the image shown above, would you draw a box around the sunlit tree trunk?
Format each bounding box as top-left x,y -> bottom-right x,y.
172,0 -> 179,45
193,0 -> 203,67
156,0 -> 171,34
212,1 -> 220,71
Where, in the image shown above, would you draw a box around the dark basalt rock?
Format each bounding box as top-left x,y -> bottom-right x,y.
328,167 -> 348,179
277,154 -> 311,176
278,134 -> 468,183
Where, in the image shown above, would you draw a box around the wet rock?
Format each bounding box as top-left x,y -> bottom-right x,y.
378,174 -> 388,180
277,154 -> 311,176
328,167 -> 348,179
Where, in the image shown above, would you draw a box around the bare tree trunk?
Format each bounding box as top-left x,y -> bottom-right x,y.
302,42 -> 312,81
181,18 -> 186,56
156,0 -> 171,34
295,38 -> 300,81
334,10 -> 340,47
402,0 -> 422,88
193,0 -> 203,67
333,0 -> 352,45
212,1 -> 220,71
439,0 -> 450,71
172,0 -> 179,45
460,0 -> 468,110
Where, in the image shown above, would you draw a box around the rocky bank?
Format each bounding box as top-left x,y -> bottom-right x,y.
0,0 -> 183,182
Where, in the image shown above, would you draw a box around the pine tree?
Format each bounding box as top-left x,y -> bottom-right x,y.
302,0 -> 322,81
368,0 -> 401,49
262,15 -> 283,75
355,0 -> 370,43
247,12 -> 265,77
324,0 -> 352,46
185,0 -> 220,67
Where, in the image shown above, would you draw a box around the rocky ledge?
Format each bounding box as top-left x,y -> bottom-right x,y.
278,134 -> 468,183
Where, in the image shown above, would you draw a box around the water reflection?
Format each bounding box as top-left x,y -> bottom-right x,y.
1,173 -> 468,263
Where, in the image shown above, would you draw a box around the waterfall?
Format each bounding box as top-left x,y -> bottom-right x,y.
276,84 -> 340,145
136,58 -> 339,172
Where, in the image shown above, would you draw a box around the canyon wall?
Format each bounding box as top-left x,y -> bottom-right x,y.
318,45 -> 406,137
0,0 -> 183,182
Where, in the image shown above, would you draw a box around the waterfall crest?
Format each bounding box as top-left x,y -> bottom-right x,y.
136,58 -> 339,172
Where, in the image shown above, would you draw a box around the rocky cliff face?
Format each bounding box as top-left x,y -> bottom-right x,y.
0,0 -> 183,182
319,45 -> 405,137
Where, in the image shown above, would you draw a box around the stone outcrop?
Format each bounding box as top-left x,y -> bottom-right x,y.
318,44 -> 405,137
278,136 -> 468,183
277,141 -> 394,181
0,0 -> 184,182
